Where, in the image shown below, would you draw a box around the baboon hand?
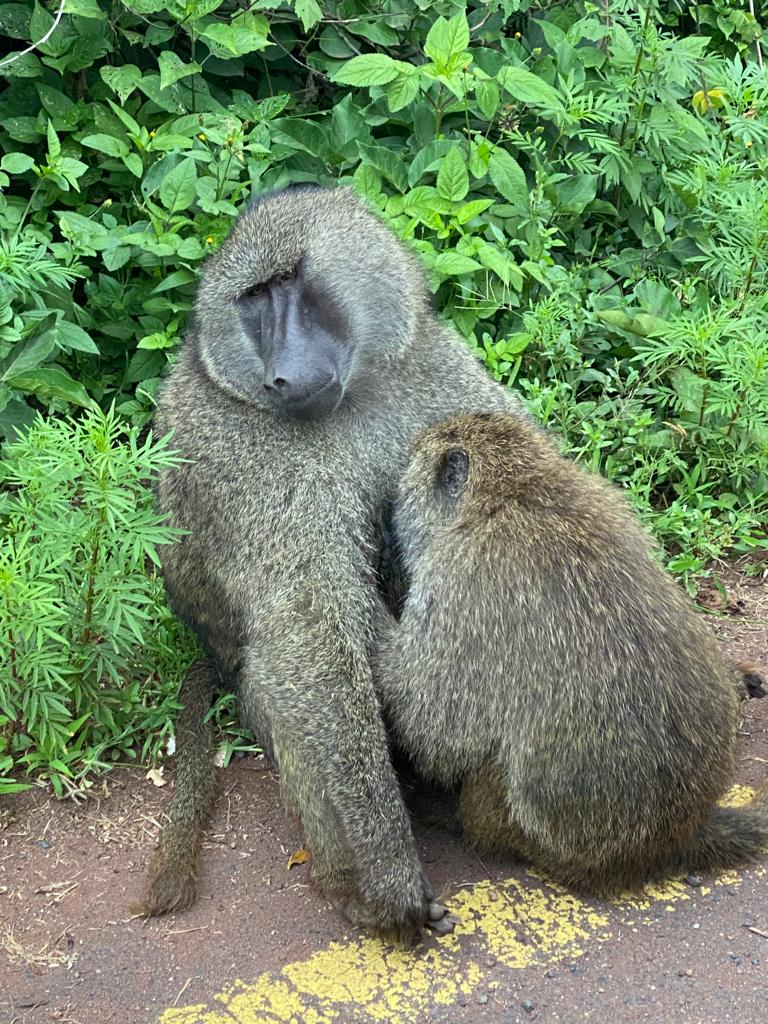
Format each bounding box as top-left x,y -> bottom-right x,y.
331,865 -> 456,945
369,867 -> 457,945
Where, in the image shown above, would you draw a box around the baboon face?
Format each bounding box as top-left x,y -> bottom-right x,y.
235,257 -> 350,419
194,186 -> 429,418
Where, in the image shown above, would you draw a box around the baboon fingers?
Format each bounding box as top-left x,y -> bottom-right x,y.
425,908 -> 459,937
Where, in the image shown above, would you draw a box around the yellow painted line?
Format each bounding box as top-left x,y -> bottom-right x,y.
159,785 -> 766,1024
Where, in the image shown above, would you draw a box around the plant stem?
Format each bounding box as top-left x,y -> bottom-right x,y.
82,514 -> 104,644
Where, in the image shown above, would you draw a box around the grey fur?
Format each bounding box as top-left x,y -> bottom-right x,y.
140,186 -> 523,939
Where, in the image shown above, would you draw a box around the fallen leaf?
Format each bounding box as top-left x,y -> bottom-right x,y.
287,847 -> 309,870
146,768 -> 167,787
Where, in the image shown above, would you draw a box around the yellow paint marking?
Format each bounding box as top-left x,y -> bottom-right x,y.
159,784 -> 765,1024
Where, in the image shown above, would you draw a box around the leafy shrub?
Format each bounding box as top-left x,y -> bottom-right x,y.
0,2 -> 766,785
0,1 -> 764,566
0,406 -> 193,795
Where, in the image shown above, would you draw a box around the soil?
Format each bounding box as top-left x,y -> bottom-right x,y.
1,561 -> 767,1024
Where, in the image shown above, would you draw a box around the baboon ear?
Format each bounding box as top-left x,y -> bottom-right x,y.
436,447 -> 469,501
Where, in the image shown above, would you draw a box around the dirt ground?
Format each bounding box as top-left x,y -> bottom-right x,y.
1,563 -> 767,1024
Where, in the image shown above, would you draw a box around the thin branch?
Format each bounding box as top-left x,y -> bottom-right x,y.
0,0 -> 67,70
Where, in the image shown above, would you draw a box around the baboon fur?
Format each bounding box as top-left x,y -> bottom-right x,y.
139,187 -> 523,938
374,413 -> 768,895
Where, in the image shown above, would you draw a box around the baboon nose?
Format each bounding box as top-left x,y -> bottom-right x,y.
264,377 -> 288,394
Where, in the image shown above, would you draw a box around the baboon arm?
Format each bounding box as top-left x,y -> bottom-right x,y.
242,605 -> 429,931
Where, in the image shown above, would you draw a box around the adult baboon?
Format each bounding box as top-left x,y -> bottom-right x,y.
139,187 -> 523,939
374,413 -> 768,894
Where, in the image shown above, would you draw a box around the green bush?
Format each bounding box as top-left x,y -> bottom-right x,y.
0,1 -> 765,565
0,406 -> 193,794
0,2 -> 766,786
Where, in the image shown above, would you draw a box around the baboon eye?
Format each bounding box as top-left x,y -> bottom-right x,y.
243,283 -> 266,299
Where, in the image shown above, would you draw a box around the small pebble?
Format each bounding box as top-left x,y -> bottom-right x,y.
522,998 -> 535,1013
37,840 -> 51,850
685,874 -> 703,887
477,994 -> 488,1005
545,968 -> 558,979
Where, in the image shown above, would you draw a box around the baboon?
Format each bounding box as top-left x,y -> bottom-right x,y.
374,413 -> 768,894
139,186 -> 524,939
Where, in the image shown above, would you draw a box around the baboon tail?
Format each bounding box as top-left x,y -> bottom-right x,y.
136,658 -> 218,917
679,793 -> 768,874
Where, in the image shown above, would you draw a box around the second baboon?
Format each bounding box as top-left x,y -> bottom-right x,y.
374,413 -> 768,894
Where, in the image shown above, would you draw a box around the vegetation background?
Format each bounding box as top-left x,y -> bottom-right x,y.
0,0 -> 766,795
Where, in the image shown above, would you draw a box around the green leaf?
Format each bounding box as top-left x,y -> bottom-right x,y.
387,71 -> 421,113
158,52 -> 203,90
46,321 -> 99,355
433,252 -> 482,276
138,331 -> 175,350
46,120 -> 61,160
333,54 -> 410,87
30,1 -> 64,56
100,65 -> 142,103
488,150 -> 529,208
476,242 -> 523,289
58,211 -> 112,253
403,186 -> 448,219
107,100 -> 141,136
595,309 -> 634,332
669,367 -> 705,416
437,146 -> 469,202
8,367 -> 92,408
1,153 -> 36,174
159,158 -> 197,213
454,199 -> 494,224
358,143 -> 408,194
273,118 -> 329,159
122,152 -> 144,178
408,140 -> 453,187
151,269 -> 196,294
352,164 -> 383,204
556,175 -> 597,215
80,134 -> 130,159
294,0 -> 322,32
424,13 -> 470,65
200,14 -> 269,58
475,79 -> 500,119
497,66 -> 562,109
65,0 -> 107,16
0,316 -> 57,382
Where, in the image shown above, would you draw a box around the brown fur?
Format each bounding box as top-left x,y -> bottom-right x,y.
375,413 -> 768,895
137,659 -> 217,915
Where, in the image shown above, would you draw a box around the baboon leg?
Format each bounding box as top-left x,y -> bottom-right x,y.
459,764 -> 530,859
138,658 -> 218,916
271,724 -> 359,905
242,621 -> 448,942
